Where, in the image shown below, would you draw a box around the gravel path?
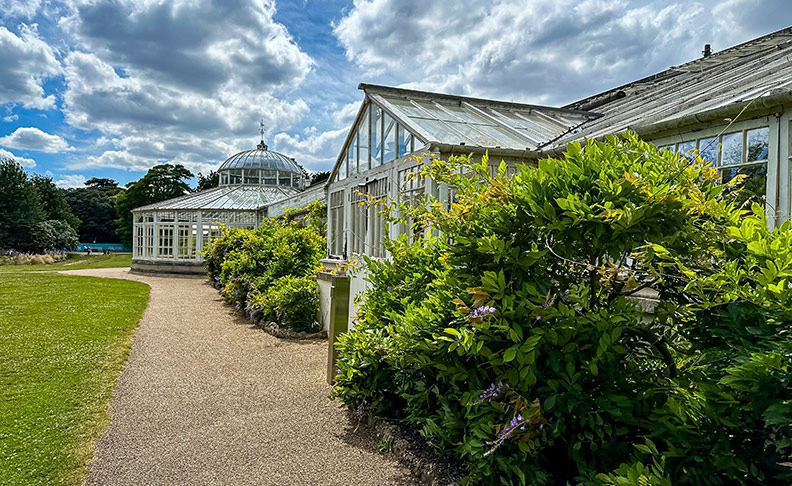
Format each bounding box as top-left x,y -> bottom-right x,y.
63,268 -> 415,486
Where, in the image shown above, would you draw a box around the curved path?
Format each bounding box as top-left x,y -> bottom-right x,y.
63,268 -> 414,486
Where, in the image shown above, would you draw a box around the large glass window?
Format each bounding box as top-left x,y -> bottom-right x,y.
398,166 -> 425,242
673,126 -> 769,206
397,124 -> 412,158
157,225 -> 174,258
177,225 -> 194,259
339,153 -> 347,181
144,225 -> 154,257
135,225 -> 144,257
348,133 -> 358,176
383,113 -> 396,163
263,170 -> 276,185
359,110 -> 370,172
244,170 -> 260,184
350,188 -> 367,255
371,105 -> 383,167
367,178 -> 388,258
229,170 -> 243,184
329,190 -> 345,257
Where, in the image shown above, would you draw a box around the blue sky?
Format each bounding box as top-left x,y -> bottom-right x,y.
1,0 -> 790,187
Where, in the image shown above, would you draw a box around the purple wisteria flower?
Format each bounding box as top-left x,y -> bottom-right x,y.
354,399 -> 368,418
497,414 -> 525,440
468,306 -> 496,319
478,382 -> 509,403
275,309 -> 283,319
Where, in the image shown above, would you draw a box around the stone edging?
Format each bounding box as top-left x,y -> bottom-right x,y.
363,414 -> 466,485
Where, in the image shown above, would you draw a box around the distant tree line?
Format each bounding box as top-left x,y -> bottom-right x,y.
0,158 -> 328,252
0,160 -> 80,252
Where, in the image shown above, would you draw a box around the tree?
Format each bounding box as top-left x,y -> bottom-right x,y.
65,179 -> 123,243
0,159 -> 43,251
30,175 -> 81,232
195,170 -> 219,192
309,171 -> 330,186
31,220 -> 79,252
84,177 -> 118,188
115,164 -> 193,247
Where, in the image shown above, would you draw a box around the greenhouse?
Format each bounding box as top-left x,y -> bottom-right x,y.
131,140 -> 308,274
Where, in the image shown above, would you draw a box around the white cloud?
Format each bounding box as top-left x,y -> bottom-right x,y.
0,148 -> 36,167
54,173 -> 86,188
333,0 -> 788,106
0,24 -> 61,109
3,114 -> 18,122
273,126 -> 349,171
0,127 -> 73,152
0,0 -> 44,19
53,0 -> 316,172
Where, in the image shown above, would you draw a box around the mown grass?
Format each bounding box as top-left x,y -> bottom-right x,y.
0,253 -> 132,273
0,269 -> 149,485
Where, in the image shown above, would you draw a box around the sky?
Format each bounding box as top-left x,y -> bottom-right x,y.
0,0 -> 790,188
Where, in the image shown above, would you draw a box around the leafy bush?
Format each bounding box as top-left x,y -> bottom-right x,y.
332,133 -> 792,485
202,212 -> 325,332
32,219 -> 79,252
250,275 -> 320,332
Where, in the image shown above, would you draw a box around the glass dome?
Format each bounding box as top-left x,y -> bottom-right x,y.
218,141 -> 306,189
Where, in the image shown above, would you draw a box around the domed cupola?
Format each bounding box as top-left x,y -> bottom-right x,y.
218,139 -> 306,190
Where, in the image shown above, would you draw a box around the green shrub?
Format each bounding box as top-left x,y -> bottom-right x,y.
202,211 -> 326,332
251,275 -> 320,332
32,219 -> 79,252
332,133 -> 792,485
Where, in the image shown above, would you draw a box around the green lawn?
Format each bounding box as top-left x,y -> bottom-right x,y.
0,253 -> 132,273
0,269 -> 149,485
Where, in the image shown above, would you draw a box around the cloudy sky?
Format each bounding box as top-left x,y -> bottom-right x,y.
0,0 -> 789,187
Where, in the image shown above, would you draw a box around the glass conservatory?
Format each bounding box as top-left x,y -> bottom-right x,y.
130,141 -> 307,274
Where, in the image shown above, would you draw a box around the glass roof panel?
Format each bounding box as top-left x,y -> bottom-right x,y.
374,91 -> 592,150
436,103 -> 493,125
473,124 -> 535,148
415,101 -> 459,122
387,98 -> 432,118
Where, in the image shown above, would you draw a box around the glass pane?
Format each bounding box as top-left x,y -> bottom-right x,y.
397,124 -> 411,157
244,170 -> 260,184
747,127 -> 769,161
348,133 -> 357,176
698,137 -> 718,166
339,156 -> 346,180
440,104 -> 492,125
263,170 -> 276,185
417,101 -> 456,122
371,104 -> 383,167
721,163 -> 767,207
383,113 -> 396,163
229,169 -> 242,184
677,140 -> 696,156
720,132 -> 743,166
359,110 -> 369,172
411,118 -> 462,143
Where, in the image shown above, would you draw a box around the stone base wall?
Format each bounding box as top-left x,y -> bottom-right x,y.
131,259 -> 205,275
